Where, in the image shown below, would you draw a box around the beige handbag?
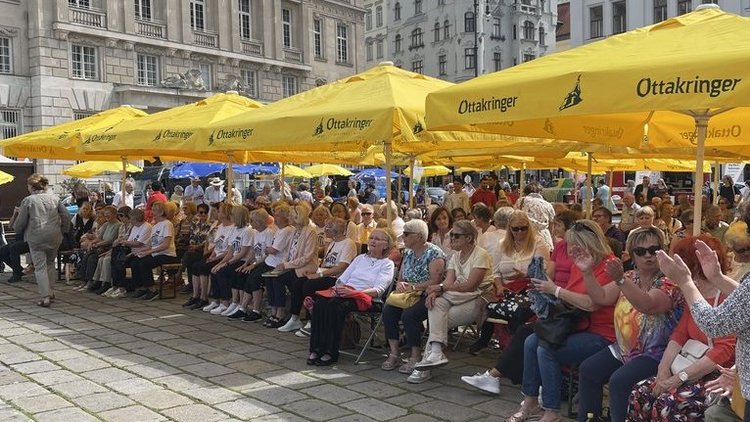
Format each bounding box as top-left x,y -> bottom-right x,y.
670,294 -> 720,375
385,291 -> 422,309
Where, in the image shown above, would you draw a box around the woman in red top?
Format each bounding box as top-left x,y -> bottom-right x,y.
507,220 -> 616,422
628,235 -> 736,421
144,181 -> 168,223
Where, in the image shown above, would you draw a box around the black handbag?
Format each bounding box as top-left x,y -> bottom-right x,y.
534,303 -> 589,349
112,245 -> 131,268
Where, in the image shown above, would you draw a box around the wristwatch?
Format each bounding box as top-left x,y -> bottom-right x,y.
678,371 -> 689,383
615,278 -> 625,286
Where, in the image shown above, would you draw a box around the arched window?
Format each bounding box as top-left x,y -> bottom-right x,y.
464,11 -> 475,33
523,21 -> 534,40
411,27 -> 423,48
394,2 -> 401,20
433,22 -> 440,42
443,19 -> 450,38
375,6 -> 383,27
394,34 -> 402,52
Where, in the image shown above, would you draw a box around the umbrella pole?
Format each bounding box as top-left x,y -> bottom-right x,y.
693,115 -> 709,236
608,169 -> 614,211
586,153 -> 593,219
121,156 -> 127,203
519,162 -> 526,192
409,157 -> 415,209
281,162 -> 285,189
226,153 -> 234,204
713,161 -> 720,205
384,140 -> 392,226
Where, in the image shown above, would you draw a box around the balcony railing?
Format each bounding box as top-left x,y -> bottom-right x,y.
283,48 -> 303,63
193,30 -> 218,48
513,3 -> 538,14
69,6 -> 106,28
241,39 -> 263,56
136,18 -> 166,39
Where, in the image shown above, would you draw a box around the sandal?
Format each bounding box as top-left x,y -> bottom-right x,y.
381,353 -> 402,371
398,358 -> 419,374
36,297 -> 51,308
505,402 -> 543,422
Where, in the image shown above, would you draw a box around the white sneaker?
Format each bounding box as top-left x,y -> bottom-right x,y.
461,370 -> 500,394
202,301 -> 219,312
295,321 -> 312,337
102,287 -> 116,297
278,318 -> 304,333
414,352 -> 449,370
110,288 -> 126,298
210,304 -> 228,315
407,369 -> 432,384
221,303 -> 238,316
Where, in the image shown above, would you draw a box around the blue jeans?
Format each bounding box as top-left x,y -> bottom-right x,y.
521,332 -> 609,411
577,346 -> 659,422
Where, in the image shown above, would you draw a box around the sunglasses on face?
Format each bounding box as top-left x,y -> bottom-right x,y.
733,245 -> 750,254
361,212 -> 373,215
510,226 -> 529,233
449,233 -> 467,239
198,211 -> 208,215
631,245 -> 662,257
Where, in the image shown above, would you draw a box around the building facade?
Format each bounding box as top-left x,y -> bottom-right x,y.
569,0 -> 749,47
0,0 -> 365,185
556,0 -> 571,52
381,0 -> 557,83
364,0 -> 389,63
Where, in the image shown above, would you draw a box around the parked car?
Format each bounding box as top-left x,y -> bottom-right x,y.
425,187 -> 446,205
61,195 -> 79,215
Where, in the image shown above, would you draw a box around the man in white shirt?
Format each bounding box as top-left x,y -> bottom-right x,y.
183,178 -> 205,204
112,181 -> 134,208
269,178 -> 292,203
204,178 -> 226,205
619,192 -> 641,233
443,179 -> 470,214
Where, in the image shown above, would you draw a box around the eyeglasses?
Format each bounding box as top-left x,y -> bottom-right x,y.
631,245 -> 662,257
361,212 -> 373,215
510,226 -> 529,233
449,232 -> 468,239
733,245 -> 750,254
198,211 -> 208,215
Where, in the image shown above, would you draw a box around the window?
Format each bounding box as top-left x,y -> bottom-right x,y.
394,34 -> 402,52
464,47 -> 475,69
493,52 -> 501,71
414,0 -> 422,15
376,39 -> 383,58
376,6 -> 383,27
282,75 -> 297,98
0,109 -> 20,140
313,19 -> 323,59
0,37 -> 11,74
654,0 -> 667,23
589,5 -> 603,38
438,0 -> 445,4
239,0 -> 252,39
539,27 -> 545,45
336,23 -> 349,63
513,24 -> 517,40
74,111 -> 94,120
199,63 -> 212,90
134,0 -> 152,20
678,0 -> 692,14
443,20 -> 450,38
282,9 -> 292,48
365,8 -> 372,30
366,42 -> 373,61
492,18 -> 501,38
136,53 -> 159,86
71,44 -> 97,80
438,54 -> 447,76
434,22 -> 440,42
69,0 -> 90,8
613,1 -> 626,34
523,53 -> 535,62
190,0 -> 205,30
394,2 -> 401,20
410,27 -> 423,48
464,12 -> 475,33
523,21 -> 534,40
241,69 -> 258,98
411,60 -> 423,74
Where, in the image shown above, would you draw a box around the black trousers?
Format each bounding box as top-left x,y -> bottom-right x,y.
0,240 -> 29,276
243,263 -> 272,293
214,261 -> 244,300
288,276 -> 337,317
111,255 -> 133,289
181,250 -> 203,280
309,297 -> 359,360
495,324 -> 535,385
129,255 -> 178,290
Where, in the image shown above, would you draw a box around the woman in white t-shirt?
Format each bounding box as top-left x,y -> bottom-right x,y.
330,202 -> 359,246
199,204 -> 236,312
208,206 -> 255,317
279,217 -> 357,335
259,203 -> 295,326
130,201 -> 178,301
110,208 -> 151,296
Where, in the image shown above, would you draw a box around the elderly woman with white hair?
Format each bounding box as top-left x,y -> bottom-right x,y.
357,203 -> 377,253
381,219 -> 446,374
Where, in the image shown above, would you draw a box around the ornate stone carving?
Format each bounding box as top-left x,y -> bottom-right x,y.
315,77 -> 327,87
218,75 -> 244,92
166,48 -> 178,57
161,69 -> 206,91
179,50 -> 192,59
0,27 -> 18,37
54,29 -> 69,40
229,58 -> 240,67
122,41 -> 135,51
105,38 -> 118,48
217,56 -> 227,65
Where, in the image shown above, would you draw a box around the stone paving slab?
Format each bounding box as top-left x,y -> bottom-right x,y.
0,277 -> 576,421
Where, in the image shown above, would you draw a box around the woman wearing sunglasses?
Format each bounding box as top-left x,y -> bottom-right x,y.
507,220 -> 617,422
575,226 -> 684,422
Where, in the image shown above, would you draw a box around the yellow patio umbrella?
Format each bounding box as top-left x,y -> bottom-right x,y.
0,106 -> 148,161
279,164 -> 312,179
0,170 -> 13,186
63,161 -> 143,178
402,165 -> 451,178
426,5 -> 750,232
304,164 -> 353,177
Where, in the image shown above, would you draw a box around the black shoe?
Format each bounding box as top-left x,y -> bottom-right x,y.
227,309 -> 247,320
132,289 -> 149,299
468,340 -> 489,355
315,355 -> 337,366
307,355 -> 319,365
188,299 -> 208,310
242,311 -> 263,322
182,297 -> 198,308
94,283 -> 111,295
180,284 -> 192,294
142,290 -> 160,301
87,281 -> 102,292
8,274 -> 22,283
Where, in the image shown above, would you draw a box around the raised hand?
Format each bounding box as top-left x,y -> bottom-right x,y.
604,257 -> 625,284
694,239 -> 722,280
655,250 -> 693,287
569,244 -> 595,272
705,365 -> 736,397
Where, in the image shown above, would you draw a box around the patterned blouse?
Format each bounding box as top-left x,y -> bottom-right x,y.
189,220 -> 214,248
400,243 -> 446,284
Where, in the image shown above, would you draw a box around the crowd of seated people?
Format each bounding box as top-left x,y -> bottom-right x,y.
14,174 -> 750,422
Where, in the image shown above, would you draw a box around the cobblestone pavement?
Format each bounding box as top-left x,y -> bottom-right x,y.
0,276 -> 576,421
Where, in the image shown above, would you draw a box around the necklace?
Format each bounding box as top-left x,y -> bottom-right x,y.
459,246 -> 475,265
365,254 -> 378,266
633,270 -> 662,291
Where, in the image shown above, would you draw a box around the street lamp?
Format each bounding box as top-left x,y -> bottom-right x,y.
473,0 -> 491,78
